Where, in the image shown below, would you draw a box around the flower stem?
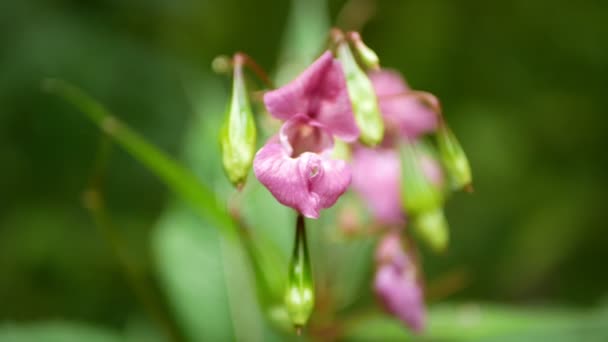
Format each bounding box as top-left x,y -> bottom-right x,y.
234,52 -> 275,89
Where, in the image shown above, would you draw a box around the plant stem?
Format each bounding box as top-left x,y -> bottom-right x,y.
83,135 -> 183,342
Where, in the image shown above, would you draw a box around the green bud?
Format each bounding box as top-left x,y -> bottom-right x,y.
348,32 -> 380,70
436,122 -> 472,192
399,141 -> 443,215
331,138 -> 351,161
285,215 -> 314,329
414,207 -> 449,253
220,55 -> 257,188
337,41 -> 384,147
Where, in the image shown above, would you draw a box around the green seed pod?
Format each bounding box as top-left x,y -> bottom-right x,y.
436,122 -> 472,192
399,141 -> 443,215
285,215 -> 314,329
414,206 -> 449,253
337,41 -> 384,147
348,32 -> 380,70
220,54 -> 257,188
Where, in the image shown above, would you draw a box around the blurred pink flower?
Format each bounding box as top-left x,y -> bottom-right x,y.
369,69 -> 438,139
374,233 -> 426,332
351,145 -> 404,225
254,52 -> 359,218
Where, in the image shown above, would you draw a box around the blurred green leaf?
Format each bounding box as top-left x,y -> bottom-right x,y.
43,78 -> 234,234
274,0 -> 329,85
343,304 -> 608,342
0,322 -> 121,342
153,203 -> 235,341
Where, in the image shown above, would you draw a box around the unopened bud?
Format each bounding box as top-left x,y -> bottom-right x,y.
399,141 -> 443,215
285,215 -> 314,329
436,122 -> 472,192
336,39 -> 384,146
348,32 -> 380,70
413,207 -> 449,253
220,53 -> 257,188
211,55 -> 232,74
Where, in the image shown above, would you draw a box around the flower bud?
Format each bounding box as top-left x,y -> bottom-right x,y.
348,32 -> 380,70
399,141 -> 443,215
436,122 -> 472,192
285,215 -> 314,329
413,206 -> 449,253
336,39 -> 384,146
220,54 -> 257,188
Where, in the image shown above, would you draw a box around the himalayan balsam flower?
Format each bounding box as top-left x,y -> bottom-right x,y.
254,52 -> 359,218
374,232 -> 426,332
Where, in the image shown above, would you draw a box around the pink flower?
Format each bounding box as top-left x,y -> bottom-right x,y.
254,52 -> 359,218
368,69 -> 438,139
374,233 -> 426,332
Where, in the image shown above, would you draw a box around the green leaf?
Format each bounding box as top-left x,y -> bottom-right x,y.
343,304 -> 608,342
0,322 -> 122,342
153,203 -> 235,341
42,78 -> 234,234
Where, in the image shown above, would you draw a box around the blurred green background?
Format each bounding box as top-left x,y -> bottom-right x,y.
1,0 -> 607,341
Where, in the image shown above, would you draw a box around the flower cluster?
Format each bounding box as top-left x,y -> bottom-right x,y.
218,29 -> 471,333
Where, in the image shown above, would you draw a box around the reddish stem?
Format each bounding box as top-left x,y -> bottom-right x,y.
234,52 -> 274,89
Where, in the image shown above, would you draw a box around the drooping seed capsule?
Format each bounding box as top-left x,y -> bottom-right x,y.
399,141 -> 443,215
436,121 -> 472,192
335,33 -> 384,147
284,215 -> 314,330
413,206 -> 449,253
219,53 -> 257,188
348,32 -> 380,70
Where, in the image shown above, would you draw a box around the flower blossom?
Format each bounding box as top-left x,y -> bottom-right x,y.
254,52 -> 359,218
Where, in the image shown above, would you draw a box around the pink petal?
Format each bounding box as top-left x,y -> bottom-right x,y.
380,97 -> 438,139
253,139 -> 351,219
312,58 -> 360,141
375,232 -> 407,267
351,146 -> 404,225
369,69 -> 438,139
374,233 -> 426,332
264,52 -> 359,142
375,265 -> 426,332
368,69 -> 410,96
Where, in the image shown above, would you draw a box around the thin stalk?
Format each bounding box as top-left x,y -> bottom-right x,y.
83,135 -> 183,341
43,78 -> 235,234
234,52 -> 274,89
